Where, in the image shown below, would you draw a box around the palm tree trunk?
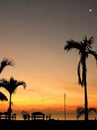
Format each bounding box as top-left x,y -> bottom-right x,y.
83,59 -> 88,120
84,83 -> 88,120
8,94 -> 12,120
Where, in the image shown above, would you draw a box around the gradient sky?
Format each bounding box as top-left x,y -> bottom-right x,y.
0,0 -> 97,120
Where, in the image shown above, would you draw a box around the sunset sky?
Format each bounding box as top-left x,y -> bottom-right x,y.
0,0 -> 97,120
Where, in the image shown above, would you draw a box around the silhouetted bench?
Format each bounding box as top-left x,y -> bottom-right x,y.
0,112 -> 16,120
31,111 -> 45,120
0,112 -> 9,119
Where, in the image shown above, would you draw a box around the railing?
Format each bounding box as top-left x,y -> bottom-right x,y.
0,112 -> 16,120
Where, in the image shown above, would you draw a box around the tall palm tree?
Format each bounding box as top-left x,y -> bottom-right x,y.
0,77 -> 26,120
0,58 -> 14,101
64,36 -> 97,120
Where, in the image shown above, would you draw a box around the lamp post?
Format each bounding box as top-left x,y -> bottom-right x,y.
64,93 -> 66,120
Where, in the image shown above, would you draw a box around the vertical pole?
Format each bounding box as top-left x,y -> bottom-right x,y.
64,93 -> 66,120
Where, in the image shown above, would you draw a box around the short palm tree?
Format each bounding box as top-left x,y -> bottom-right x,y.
76,106 -> 97,120
64,36 -> 97,120
0,58 -> 14,101
0,77 -> 26,120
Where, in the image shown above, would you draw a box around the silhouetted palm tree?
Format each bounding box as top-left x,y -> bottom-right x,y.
0,58 -> 14,101
64,36 -> 97,120
76,106 -> 97,120
0,77 -> 26,120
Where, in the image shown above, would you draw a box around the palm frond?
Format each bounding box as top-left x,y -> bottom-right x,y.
0,91 -> 8,101
76,106 -> 84,119
64,40 -> 81,51
9,77 -> 26,94
16,81 -> 26,89
0,78 -> 9,88
83,36 -> 94,45
88,108 -> 97,113
87,36 -> 94,45
88,50 -> 97,64
0,58 -> 14,73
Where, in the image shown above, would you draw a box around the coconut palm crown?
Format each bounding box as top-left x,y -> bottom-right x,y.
64,36 -> 97,120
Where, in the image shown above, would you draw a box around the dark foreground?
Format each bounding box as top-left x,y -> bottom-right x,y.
0,120 -> 97,130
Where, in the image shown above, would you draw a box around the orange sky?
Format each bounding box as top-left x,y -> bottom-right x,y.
0,0 -> 97,120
